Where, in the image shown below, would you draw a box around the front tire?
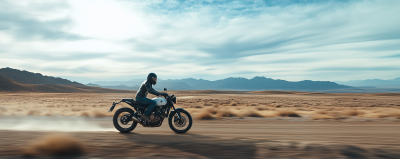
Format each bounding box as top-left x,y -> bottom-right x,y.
113,107 -> 137,133
168,109 -> 192,133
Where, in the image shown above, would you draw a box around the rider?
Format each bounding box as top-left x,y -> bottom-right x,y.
136,73 -> 168,122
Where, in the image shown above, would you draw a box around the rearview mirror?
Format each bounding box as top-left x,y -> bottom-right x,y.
164,88 -> 167,91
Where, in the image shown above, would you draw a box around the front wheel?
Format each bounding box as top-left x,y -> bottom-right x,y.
113,107 -> 137,133
168,109 -> 192,133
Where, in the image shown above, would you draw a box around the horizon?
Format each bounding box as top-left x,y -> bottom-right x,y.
1,67 -> 399,85
1,0 -> 399,83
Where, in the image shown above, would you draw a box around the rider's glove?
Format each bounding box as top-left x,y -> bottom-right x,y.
159,92 -> 168,97
162,93 -> 169,97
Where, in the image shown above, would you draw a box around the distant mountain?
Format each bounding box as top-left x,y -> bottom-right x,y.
0,74 -> 30,92
87,81 -> 194,91
90,76 -> 351,91
168,77 -> 351,90
0,68 -> 132,93
89,79 -> 144,86
336,77 -> 400,88
0,67 -> 81,85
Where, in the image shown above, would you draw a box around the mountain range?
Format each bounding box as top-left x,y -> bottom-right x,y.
89,77 -> 400,93
0,68 -> 132,93
88,77 -> 352,92
336,78 -> 400,88
0,67 -> 81,85
1,67 -> 399,93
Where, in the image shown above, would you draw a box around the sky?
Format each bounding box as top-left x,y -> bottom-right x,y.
0,0 -> 399,83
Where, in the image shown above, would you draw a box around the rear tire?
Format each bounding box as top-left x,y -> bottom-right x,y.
168,109 -> 192,133
113,107 -> 137,133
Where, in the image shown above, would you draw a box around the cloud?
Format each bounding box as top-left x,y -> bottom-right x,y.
0,0 -> 82,40
0,0 -> 399,83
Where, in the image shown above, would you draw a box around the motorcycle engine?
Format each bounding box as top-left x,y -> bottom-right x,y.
149,107 -> 164,124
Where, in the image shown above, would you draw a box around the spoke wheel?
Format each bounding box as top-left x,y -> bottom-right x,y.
113,108 -> 137,133
168,109 -> 192,133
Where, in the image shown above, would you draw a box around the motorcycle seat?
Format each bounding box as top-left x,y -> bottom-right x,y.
121,98 -> 135,103
121,98 -> 148,107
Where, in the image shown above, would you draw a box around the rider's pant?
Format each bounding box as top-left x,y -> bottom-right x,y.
136,97 -> 157,116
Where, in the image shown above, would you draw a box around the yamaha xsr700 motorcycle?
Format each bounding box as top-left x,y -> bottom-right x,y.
108,88 -> 192,133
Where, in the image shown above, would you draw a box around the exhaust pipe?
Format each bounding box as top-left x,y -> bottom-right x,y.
132,116 -> 141,123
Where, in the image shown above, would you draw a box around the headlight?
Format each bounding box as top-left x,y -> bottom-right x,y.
172,96 -> 177,104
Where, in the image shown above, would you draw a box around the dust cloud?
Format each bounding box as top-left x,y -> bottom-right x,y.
0,116 -> 115,132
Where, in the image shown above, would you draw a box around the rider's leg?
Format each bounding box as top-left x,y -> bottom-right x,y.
136,97 -> 157,122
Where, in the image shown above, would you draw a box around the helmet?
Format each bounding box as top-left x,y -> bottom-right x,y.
147,73 -> 157,85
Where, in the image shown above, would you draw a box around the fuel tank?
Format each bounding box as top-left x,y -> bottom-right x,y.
152,97 -> 167,106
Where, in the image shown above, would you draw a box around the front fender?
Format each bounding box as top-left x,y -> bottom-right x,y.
169,108 -> 184,117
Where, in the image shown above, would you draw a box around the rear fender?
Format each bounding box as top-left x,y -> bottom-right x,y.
108,102 -> 117,112
109,100 -> 139,112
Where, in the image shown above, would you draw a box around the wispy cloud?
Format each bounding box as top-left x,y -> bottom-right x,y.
0,0 -> 399,83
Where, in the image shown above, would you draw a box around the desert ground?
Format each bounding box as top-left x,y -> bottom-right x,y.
0,91 -> 399,158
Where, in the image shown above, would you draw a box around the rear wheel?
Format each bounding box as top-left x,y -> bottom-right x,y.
168,109 -> 192,133
113,107 -> 137,133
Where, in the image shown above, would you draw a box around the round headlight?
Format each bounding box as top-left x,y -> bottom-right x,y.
173,96 -> 177,104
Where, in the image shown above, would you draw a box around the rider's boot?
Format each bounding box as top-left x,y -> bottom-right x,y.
141,114 -> 151,123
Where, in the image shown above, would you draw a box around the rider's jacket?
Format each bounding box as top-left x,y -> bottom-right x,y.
135,80 -> 165,98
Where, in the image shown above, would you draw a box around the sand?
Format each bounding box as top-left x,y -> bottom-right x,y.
0,91 -> 399,158
1,91 -> 399,120
0,117 -> 399,158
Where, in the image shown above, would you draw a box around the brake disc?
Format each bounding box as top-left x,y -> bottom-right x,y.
174,116 -> 187,127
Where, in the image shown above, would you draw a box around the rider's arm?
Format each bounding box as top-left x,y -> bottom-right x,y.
145,81 -> 165,96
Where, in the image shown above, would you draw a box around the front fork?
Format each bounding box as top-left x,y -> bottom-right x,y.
171,106 -> 183,124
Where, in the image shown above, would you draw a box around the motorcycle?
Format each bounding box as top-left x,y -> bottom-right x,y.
108,88 -> 192,133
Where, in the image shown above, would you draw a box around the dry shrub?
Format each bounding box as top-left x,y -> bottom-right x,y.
220,101 -> 231,105
193,105 -> 203,109
22,134 -> 84,156
257,107 -> 270,111
371,109 -> 385,113
72,109 -> 81,112
250,103 -> 258,106
230,103 -> 237,106
216,109 -> 238,118
342,110 -> 365,116
375,110 -> 400,119
27,110 -> 41,116
311,111 -> 347,120
315,110 -> 328,115
205,108 -> 218,114
80,112 -> 90,117
276,109 -> 301,117
196,111 -> 214,120
203,103 -> 213,106
311,114 -> 336,120
241,109 -> 264,117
